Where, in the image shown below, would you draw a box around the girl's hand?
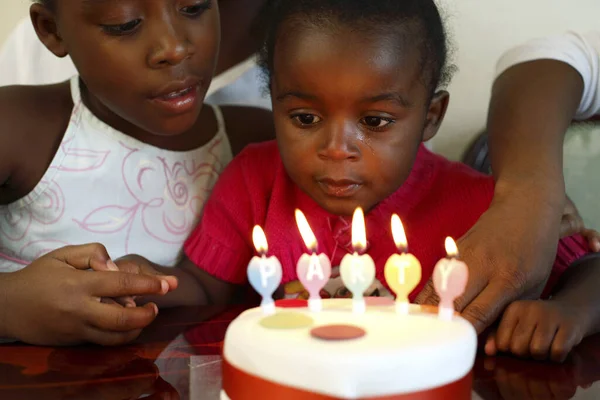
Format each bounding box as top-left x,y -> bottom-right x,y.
1,244 -> 169,346
484,300 -> 587,362
560,196 -> 600,252
114,254 -> 178,294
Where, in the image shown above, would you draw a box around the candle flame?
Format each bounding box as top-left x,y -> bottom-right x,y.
391,214 -> 407,252
351,207 -> 367,252
445,237 -> 459,258
295,209 -> 318,252
252,225 -> 268,255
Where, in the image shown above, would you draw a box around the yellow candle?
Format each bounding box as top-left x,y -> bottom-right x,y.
384,214 -> 422,314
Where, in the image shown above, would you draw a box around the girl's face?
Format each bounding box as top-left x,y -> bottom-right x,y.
271,23 -> 449,216
34,0 -> 220,137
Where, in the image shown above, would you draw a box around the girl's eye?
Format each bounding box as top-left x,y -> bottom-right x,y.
101,19 -> 142,36
361,116 -> 394,129
292,114 -> 322,126
181,1 -> 213,17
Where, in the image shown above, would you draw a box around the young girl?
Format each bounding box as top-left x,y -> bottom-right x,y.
122,0 -> 600,362
0,0 -> 273,346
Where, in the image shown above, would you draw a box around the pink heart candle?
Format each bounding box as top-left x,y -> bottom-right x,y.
433,237 -> 468,320
295,210 -> 332,312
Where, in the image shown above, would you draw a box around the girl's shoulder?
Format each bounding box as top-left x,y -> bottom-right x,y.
0,82 -> 73,205
219,105 -> 275,156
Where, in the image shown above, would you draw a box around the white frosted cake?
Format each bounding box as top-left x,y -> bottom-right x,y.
221,299 -> 477,400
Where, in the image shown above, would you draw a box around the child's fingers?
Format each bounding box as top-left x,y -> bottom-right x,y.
163,275 -> 179,291
114,258 -> 179,291
112,296 -> 137,308
551,327 -> 582,363
102,296 -> 136,308
529,322 -> 559,361
87,301 -> 159,332
87,271 -> 169,298
510,319 -> 537,358
495,304 -> 520,352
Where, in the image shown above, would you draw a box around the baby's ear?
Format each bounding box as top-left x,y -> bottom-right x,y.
30,3 -> 68,58
422,91 -> 450,142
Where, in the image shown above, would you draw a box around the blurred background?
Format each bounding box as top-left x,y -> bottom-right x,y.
2,0 -> 599,159
2,0 -> 600,225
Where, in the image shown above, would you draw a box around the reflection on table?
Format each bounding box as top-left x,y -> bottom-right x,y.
1,305 -> 600,399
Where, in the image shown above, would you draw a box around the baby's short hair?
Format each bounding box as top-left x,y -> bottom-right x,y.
258,0 -> 455,95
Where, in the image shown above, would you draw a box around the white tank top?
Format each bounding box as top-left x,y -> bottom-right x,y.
0,77 -> 232,272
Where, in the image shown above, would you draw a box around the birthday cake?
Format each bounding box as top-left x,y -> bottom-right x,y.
221,300 -> 476,400
221,209 -> 476,399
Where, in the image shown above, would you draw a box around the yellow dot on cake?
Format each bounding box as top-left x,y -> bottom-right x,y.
259,312 -> 314,329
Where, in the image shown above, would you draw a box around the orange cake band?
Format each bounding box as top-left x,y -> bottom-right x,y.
222,357 -> 473,400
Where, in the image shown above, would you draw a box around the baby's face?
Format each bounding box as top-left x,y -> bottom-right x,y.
271,23 -> 447,216
48,0 -> 220,136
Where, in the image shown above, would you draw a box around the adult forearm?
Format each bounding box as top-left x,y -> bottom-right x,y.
488,59 -> 584,202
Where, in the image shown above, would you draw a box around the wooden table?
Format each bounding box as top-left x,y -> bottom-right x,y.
1,305 -> 600,400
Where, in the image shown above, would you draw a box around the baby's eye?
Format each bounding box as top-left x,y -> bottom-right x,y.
181,1 -> 213,17
292,114 -> 322,126
361,116 -> 394,129
101,19 -> 142,36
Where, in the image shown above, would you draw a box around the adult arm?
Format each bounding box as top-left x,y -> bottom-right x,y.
417,32 -> 600,333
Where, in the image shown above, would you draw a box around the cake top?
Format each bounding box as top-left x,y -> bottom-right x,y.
223,299 -> 477,398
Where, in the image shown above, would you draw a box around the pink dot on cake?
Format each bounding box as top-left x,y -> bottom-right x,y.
364,297 -> 395,307
310,324 -> 366,341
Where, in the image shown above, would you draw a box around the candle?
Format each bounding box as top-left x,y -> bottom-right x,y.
247,225 -> 283,315
384,214 -> 422,314
295,209 -> 332,312
340,207 -> 376,314
432,237 -> 469,321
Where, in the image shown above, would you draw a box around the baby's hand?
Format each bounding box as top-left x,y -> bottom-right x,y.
485,300 -> 586,362
113,255 -> 178,304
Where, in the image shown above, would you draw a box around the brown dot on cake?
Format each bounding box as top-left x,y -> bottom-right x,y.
310,324 -> 366,341
260,312 -> 314,329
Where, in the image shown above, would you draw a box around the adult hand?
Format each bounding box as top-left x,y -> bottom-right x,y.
415,190 -> 560,333
0,244 -> 170,346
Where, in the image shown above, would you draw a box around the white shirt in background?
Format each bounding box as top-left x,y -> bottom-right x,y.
496,31 -> 600,120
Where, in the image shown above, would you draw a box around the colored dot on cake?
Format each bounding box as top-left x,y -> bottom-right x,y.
260,312 -> 314,329
365,297 -> 395,307
274,299 -> 308,308
310,324 -> 366,341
